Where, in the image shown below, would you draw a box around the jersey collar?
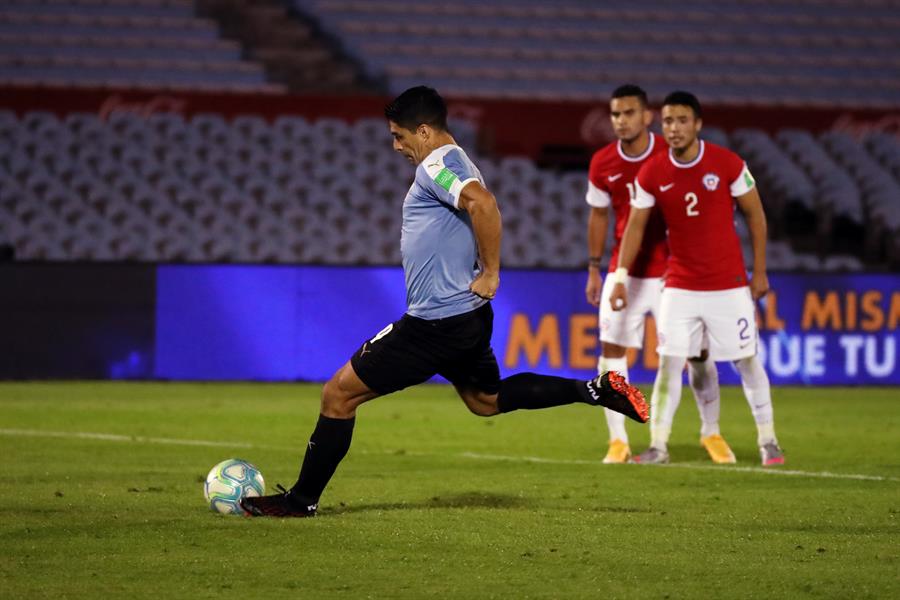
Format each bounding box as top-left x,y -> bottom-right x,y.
617,133 -> 655,162
423,143 -> 458,164
668,140 -> 705,169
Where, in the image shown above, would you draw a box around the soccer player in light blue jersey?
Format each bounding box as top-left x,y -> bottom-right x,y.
242,87 -> 649,518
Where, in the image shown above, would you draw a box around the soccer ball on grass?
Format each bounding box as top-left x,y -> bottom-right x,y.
203,458 -> 265,515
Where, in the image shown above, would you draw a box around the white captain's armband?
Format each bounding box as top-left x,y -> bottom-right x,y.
730,163 -> 756,196
631,180 -> 656,209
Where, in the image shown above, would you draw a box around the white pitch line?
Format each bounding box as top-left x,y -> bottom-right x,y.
2,428 -> 896,483
0,428 -> 295,452
458,452 -> 899,483
459,451 -> 601,466
643,461 -> 900,482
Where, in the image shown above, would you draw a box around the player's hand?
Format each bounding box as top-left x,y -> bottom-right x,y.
609,282 -> 628,311
470,271 -> 500,300
750,271 -> 769,301
585,271 -> 601,307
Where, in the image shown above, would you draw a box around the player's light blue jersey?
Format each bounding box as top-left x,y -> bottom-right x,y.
402,144 -> 488,320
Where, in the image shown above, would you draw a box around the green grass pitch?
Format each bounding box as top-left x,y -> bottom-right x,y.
1,382 -> 897,599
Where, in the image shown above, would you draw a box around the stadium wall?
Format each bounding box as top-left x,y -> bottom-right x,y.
0,263 -> 155,379
3,86 -> 897,161
3,264 -> 898,385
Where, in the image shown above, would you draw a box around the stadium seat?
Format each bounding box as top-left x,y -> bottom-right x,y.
700,126 -> 730,148
0,5 -> 280,91
1,105 -> 891,268
293,0 -> 900,107
865,133 -> 900,180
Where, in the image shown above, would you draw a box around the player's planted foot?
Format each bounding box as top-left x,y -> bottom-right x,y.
701,434 -> 737,464
759,442 -> 785,467
603,439 -> 631,464
241,484 -> 318,518
632,446 -> 669,464
589,372 -> 649,423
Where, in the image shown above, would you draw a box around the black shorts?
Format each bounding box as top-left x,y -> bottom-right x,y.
350,302 -> 500,396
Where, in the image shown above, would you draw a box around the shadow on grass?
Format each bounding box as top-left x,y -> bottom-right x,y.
320,492 -> 655,516
649,442 -> 762,466
656,442 -> 711,463
586,505 -> 655,514
321,491 -> 532,515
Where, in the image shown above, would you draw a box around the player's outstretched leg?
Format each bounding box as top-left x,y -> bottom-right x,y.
733,356 -> 784,466
242,362 -> 376,517
495,371 -> 648,423
633,354 -> 687,464
599,356 -> 632,463
598,371 -> 649,423
687,356 -> 735,464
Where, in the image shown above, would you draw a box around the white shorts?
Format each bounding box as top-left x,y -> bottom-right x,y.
599,275 -> 664,348
657,287 -> 758,361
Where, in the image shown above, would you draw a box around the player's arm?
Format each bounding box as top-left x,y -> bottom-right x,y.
586,206 -> 609,307
609,206 -> 651,311
609,171 -> 655,312
735,187 -> 769,300
458,180 -> 502,299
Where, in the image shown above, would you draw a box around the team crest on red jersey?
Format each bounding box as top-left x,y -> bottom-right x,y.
702,173 -> 720,191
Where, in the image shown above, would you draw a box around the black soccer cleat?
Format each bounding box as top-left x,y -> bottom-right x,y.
241,484 -> 318,518
590,371 -> 650,423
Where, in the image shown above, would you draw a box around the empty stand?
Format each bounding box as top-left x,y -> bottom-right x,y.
0,0 -> 283,92
1,108 -> 895,269
293,0 -> 900,107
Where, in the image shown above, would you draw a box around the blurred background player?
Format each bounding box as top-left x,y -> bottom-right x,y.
612,91 -> 784,466
585,85 -> 728,464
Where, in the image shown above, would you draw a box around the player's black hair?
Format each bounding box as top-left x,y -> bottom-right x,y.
611,84 -> 648,107
662,90 -> 703,118
384,86 -> 449,132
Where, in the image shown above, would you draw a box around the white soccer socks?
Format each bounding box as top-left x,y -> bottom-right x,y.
649,355 -> 687,451
734,356 -> 778,446
688,357 -> 721,438
599,355 -> 629,443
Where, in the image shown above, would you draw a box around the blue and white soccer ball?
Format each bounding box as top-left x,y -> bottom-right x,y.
203,458 -> 265,515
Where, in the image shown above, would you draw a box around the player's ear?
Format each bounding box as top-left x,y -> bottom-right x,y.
643,109 -> 653,127
695,117 -> 703,133
417,124 -> 430,140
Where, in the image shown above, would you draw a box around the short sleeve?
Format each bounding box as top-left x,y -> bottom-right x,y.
730,162 -> 756,197
632,180 -> 656,209
586,181 -> 611,207
586,152 -> 611,207
632,163 -> 656,209
422,147 -> 480,209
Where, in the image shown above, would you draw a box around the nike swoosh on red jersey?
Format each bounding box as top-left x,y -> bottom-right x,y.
659,183 -> 675,191
608,173 -> 624,182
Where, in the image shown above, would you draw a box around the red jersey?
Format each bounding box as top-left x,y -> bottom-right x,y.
634,140 -> 755,291
586,133 -> 668,278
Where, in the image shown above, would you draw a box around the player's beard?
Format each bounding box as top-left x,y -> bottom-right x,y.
670,134 -> 697,157
619,131 -> 641,145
